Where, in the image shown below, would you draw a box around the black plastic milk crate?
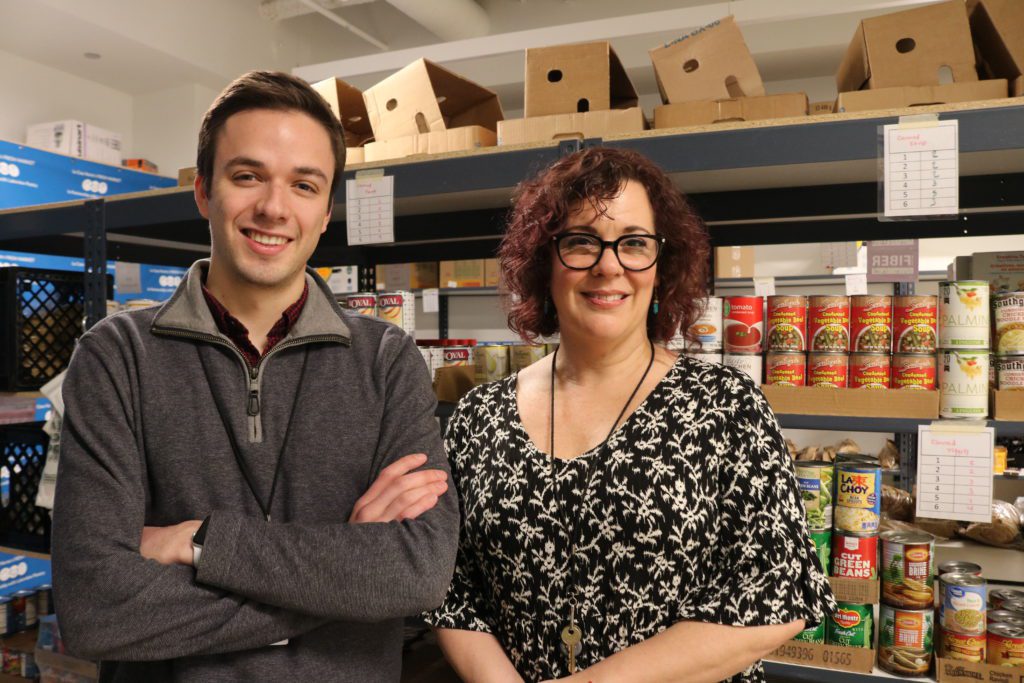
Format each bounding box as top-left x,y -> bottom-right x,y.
0,267 -> 88,391
0,423 -> 50,553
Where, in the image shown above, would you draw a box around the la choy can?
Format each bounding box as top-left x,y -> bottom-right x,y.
834,463 -> 881,534
879,605 -> 934,677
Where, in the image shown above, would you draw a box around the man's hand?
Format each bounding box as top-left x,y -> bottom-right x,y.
349,453 -> 448,524
140,520 -> 203,566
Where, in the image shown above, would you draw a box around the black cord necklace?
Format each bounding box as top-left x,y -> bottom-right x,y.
549,338 -> 656,674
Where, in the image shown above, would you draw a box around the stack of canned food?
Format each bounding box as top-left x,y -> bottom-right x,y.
937,568 -> 1024,669
0,584 -> 52,638
415,340 -> 559,385
877,530 -> 936,676
345,290 -> 417,336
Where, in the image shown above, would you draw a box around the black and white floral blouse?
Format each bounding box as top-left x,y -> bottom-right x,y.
425,355 -> 836,682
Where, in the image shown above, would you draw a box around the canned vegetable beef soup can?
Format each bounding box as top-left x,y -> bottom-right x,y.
939,281 -> 990,349
939,350 -> 989,419
827,602 -> 874,648
766,295 -> 807,351
795,461 -> 833,531
892,354 -> 936,390
894,295 -> 937,354
831,531 -> 878,580
942,573 -> 987,635
881,531 -> 934,609
808,353 -> 848,388
687,297 -> 723,351
809,295 -> 850,352
835,463 -> 881,533
987,623 -> 1024,667
879,605 -> 934,677
723,297 -> 764,353
765,352 -> 805,386
994,291 -> 1024,354
851,295 -> 892,353
849,353 -> 891,389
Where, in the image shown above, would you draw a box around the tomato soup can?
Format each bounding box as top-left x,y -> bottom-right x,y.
795,461 -> 834,531
939,350 -> 989,419
346,292 -> 377,317
879,605 -> 934,677
894,295 -> 938,354
834,463 -> 881,534
766,295 -> 807,352
892,354 -> 936,390
809,529 -> 831,576
851,295 -> 893,353
808,352 -> 848,388
723,353 -> 762,384
809,295 -> 850,352
996,355 -> 1024,391
849,352 -> 891,389
827,602 -> 874,648
881,531 -> 935,609
942,573 -> 987,635
378,290 -> 415,335
943,630 -> 987,663
831,531 -> 878,580
687,297 -> 723,351
994,291 -> 1024,354
939,281 -> 990,349
987,623 -> 1024,667
765,352 -> 805,386
723,296 -> 764,353
991,590 -> 1024,610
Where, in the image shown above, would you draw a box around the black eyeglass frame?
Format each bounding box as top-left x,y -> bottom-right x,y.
551,232 -> 667,272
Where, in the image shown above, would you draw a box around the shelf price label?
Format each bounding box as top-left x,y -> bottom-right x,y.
915,423 -> 994,523
883,118 -> 959,218
346,174 -> 395,245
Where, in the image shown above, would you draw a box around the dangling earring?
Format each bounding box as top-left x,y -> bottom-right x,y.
652,290 -> 660,315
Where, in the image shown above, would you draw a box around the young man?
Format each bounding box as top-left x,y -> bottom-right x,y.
51,71 -> 459,682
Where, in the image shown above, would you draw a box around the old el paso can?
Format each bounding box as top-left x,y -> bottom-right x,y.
765,352 -> 805,386
831,531 -> 878,580
894,295 -> 937,354
723,296 -> 764,353
834,463 -> 881,534
808,352 -> 848,388
849,353 -> 891,389
808,295 -> 850,352
766,295 -> 807,351
892,354 -> 936,390
851,295 -> 893,353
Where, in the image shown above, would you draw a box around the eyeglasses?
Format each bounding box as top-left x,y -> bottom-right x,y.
552,232 -> 665,272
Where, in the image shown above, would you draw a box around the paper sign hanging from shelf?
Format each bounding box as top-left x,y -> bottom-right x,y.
753,277 -> 775,297
422,288 -> 440,313
867,240 -> 919,283
883,118 -> 959,218
844,273 -> 867,296
915,423 -> 994,523
345,174 -> 394,245
820,242 -> 858,269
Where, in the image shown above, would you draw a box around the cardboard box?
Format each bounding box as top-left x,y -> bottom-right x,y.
440,259 -> 485,288
345,147 -> 365,166
714,246 -> 755,279
434,365 -> 475,403
376,262 -> 440,291
312,77 -> 374,147
363,58 -> 503,142
524,41 -> 638,117
653,92 -> 808,128
650,16 -> 765,104
828,577 -> 880,604
810,101 -> 835,115
836,0 -> 978,93
178,166 -> 198,187
26,119 -> 123,166
935,656 -> 1024,682
363,125 -> 496,163
122,158 -> 158,173
764,641 -> 875,674
969,0 -> 1024,97
971,250 -> 1024,293
993,389 -> 1024,421
760,385 -> 940,419
836,79 -> 1007,112
497,108 -> 646,146
484,258 -> 500,288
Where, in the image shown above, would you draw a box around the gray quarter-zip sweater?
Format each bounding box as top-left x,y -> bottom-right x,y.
51,260 -> 459,682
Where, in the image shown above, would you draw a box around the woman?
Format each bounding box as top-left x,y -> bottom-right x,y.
425,147 -> 835,682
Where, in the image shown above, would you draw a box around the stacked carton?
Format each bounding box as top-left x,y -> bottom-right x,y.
311,77 -> 373,166
361,59 -> 502,163
650,17 -> 808,129
835,0 -> 1008,113
498,41 -> 646,145
968,0 -> 1024,97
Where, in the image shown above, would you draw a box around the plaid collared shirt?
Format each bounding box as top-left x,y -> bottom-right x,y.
201,281 -> 309,368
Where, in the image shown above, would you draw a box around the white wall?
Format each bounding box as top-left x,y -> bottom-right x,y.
0,48 -> 134,156
133,83 -> 220,176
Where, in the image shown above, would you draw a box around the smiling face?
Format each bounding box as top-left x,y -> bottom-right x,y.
549,179 -> 659,346
195,108 -> 335,298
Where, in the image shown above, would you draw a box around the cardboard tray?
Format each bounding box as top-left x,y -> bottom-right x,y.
828,576 -> 880,604
764,641 -> 875,674
760,385 -> 940,419
993,389 -> 1024,421
935,656 -> 1024,682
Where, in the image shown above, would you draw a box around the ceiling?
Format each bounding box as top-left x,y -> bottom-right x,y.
0,0 -> 944,109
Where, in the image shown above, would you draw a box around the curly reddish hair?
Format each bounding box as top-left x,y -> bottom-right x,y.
499,146 -> 710,343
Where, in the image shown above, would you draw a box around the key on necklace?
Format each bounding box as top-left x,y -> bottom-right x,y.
561,605 -> 582,674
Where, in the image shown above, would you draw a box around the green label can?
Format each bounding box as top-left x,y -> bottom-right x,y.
793,620 -> 826,644
827,602 -> 874,649
809,529 -> 831,576
795,461 -> 833,531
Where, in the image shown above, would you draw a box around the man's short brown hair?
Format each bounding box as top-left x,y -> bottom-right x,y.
197,71 -> 345,200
